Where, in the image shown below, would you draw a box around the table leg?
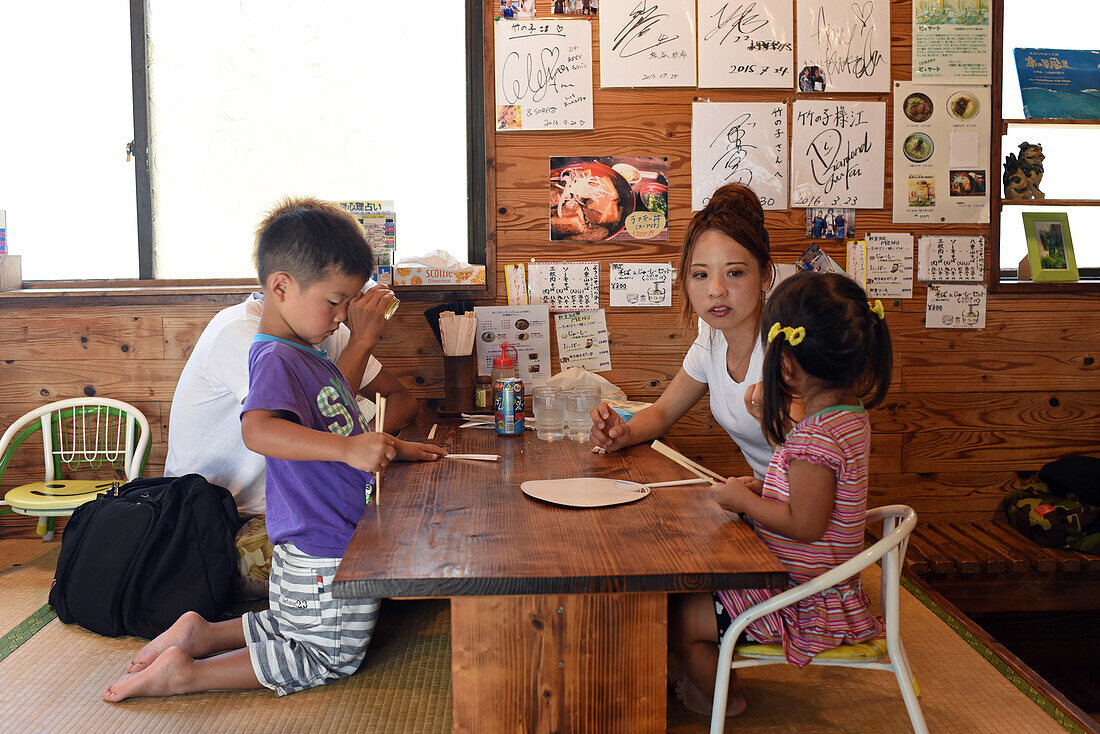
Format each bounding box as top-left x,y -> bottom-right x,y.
450,592 -> 666,733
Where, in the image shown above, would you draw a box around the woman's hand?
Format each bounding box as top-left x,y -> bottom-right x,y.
589,402 -> 632,451
712,476 -> 757,514
392,438 -> 447,462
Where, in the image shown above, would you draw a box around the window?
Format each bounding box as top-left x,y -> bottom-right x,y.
992,0 -> 1098,286
2,2 -> 487,283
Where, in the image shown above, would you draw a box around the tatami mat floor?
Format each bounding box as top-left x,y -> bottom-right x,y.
0,539 -> 1076,733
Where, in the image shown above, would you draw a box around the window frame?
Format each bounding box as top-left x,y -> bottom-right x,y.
12,0 -> 494,301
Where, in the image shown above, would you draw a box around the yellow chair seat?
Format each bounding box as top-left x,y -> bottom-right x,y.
735,637 -> 888,661
4,480 -> 117,514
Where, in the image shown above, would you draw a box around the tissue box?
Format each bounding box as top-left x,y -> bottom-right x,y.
393,265 -> 486,286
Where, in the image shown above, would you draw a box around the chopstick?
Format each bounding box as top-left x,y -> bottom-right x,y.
650,440 -> 727,485
643,478 -> 711,488
375,392 -> 387,507
444,453 -> 500,462
427,423 -> 438,440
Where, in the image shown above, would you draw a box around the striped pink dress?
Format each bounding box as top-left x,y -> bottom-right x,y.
716,405 -> 884,667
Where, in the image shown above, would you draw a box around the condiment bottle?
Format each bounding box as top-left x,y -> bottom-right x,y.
491,344 -> 518,384
492,344 -> 524,436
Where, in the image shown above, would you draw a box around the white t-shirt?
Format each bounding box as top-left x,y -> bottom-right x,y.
164,293 -> 383,516
681,323 -> 772,479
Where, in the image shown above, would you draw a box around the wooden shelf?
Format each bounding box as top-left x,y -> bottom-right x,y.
1002,118 -> 1100,126
1001,199 -> 1100,207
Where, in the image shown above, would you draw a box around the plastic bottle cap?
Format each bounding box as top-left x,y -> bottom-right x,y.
493,344 -> 516,367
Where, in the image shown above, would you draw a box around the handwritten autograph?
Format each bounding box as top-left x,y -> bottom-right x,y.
806,129 -> 871,194
612,1 -> 680,58
809,2 -> 884,80
703,2 -> 769,44
710,112 -> 758,184
500,47 -> 575,104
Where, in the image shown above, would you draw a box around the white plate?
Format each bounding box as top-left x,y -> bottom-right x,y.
520,478 -> 651,508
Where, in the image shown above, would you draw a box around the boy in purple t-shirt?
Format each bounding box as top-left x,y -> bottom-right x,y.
103,197 -> 444,702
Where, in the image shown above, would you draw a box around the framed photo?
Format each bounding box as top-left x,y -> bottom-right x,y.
1022,212 -> 1079,282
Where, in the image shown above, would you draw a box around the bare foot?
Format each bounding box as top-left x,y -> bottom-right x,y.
126,611 -> 207,673
671,669 -> 747,718
103,646 -> 193,702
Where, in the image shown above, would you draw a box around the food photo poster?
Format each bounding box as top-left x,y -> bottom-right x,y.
474,305 -> 553,385
692,102 -> 789,211
892,82 -> 990,224
550,156 -> 669,242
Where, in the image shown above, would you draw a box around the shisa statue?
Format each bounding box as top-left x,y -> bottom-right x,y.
1003,142 -> 1046,200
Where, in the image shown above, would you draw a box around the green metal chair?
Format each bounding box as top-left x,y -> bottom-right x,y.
0,398 -> 151,540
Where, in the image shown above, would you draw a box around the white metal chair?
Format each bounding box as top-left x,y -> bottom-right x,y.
710,505 -> 927,734
0,398 -> 151,540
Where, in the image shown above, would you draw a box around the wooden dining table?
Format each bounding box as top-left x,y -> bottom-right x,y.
334,414 -> 787,733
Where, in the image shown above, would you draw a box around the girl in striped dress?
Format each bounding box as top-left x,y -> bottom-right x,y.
670,271 -> 893,718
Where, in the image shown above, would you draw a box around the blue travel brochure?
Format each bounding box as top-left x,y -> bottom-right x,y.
1014,48 -> 1100,119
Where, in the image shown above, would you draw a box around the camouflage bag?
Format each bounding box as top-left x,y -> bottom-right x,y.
1003,480 -> 1100,554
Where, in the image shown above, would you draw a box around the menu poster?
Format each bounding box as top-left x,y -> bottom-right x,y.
892,82 -> 990,224
555,310 -> 613,372
691,102 -> 788,211
796,0 -> 890,93
550,155 -> 669,242
917,235 -> 984,282
697,0 -> 793,89
790,101 -> 885,209
912,0 -> 991,83
599,0 -> 697,88
339,201 -> 396,285
528,261 -> 600,311
474,305 -> 553,385
925,283 -> 986,329
494,19 -> 594,130
609,262 -> 673,307
864,233 -> 914,299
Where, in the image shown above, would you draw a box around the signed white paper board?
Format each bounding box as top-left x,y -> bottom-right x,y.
494,19 -> 594,130
692,102 -> 788,211
790,100 -> 885,208
697,0 -> 794,89
520,478 -> 650,508
796,0 -> 890,92
599,0 -> 697,88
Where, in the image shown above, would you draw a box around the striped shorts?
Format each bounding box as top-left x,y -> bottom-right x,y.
243,543 -> 380,696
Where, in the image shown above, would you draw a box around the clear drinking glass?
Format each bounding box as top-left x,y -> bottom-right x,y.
564,386 -> 602,442
532,388 -> 566,441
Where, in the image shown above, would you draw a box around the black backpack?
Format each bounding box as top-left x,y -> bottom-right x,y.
49,474 -> 241,639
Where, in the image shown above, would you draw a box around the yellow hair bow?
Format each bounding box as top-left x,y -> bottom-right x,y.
768,322 -> 806,346
869,300 -> 885,319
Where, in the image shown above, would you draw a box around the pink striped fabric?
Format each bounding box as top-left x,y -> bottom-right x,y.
717,405 -> 884,668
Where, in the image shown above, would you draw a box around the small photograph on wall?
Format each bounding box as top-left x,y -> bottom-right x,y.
500,0 -> 536,19
553,0 -> 597,15
550,156 -> 668,242
949,170 -> 986,197
908,177 -> 936,208
798,65 -> 827,92
1023,212 -> 1079,282
805,208 -> 855,239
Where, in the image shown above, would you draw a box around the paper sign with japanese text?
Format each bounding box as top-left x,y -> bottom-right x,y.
555,310 -> 613,372
528,261 -> 600,312
609,262 -> 673,307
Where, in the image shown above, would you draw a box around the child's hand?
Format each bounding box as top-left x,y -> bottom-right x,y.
590,402 -> 631,451
343,432 -> 397,473
736,475 -> 764,496
712,476 -> 757,514
344,287 -> 396,346
393,439 -> 447,462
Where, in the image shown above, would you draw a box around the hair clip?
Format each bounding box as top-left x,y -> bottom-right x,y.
869,300 -> 885,319
768,322 -> 806,345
